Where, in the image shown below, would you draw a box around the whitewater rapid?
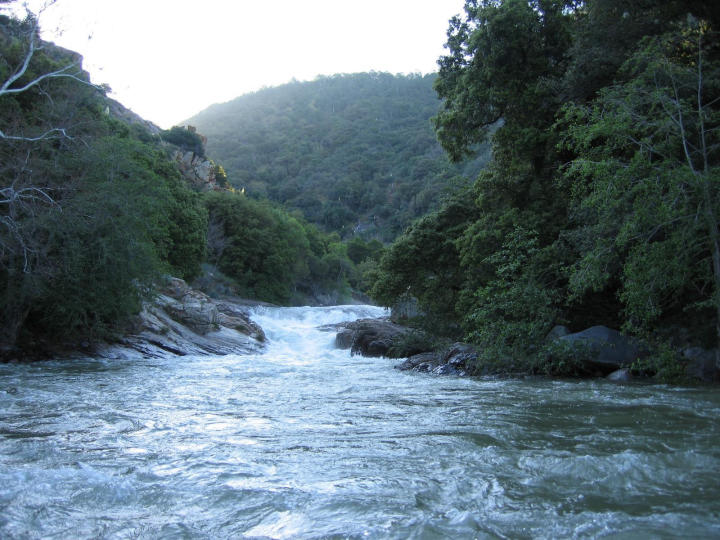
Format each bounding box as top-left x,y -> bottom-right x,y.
1,305 -> 719,538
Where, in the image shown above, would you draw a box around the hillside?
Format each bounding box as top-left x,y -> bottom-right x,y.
1,12 -> 378,351
186,72 -> 489,240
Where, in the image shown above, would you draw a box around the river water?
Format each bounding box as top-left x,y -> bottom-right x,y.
1,305 -> 719,539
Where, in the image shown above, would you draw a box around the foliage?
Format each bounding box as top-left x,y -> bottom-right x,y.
371,0 -> 720,374
160,125 -> 205,158
630,342 -> 688,383
559,20 -> 720,345
186,72 -> 489,240
202,191 -> 361,305
370,191 -> 478,337
0,14 -> 207,347
386,329 -> 445,359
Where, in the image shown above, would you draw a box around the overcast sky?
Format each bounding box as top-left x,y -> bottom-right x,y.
22,0 -> 466,128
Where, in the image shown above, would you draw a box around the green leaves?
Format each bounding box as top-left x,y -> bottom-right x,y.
562,20 -> 720,340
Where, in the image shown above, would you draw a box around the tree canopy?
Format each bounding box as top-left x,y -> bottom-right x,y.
186,72 -> 489,241
369,0 -> 720,377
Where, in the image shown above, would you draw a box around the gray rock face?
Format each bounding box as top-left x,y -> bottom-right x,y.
546,325 -> 571,340
96,278 -> 265,360
558,326 -> 646,373
173,150 -> 217,191
160,291 -> 219,335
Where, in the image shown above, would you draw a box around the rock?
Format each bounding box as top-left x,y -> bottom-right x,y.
684,347 -> 720,382
160,290 -> 219,335
433,363 -> 463,376
161,276 -> 191,299
441,343 -> 476,371
173,150 -> 218,191
607,368 -> 633,382
335,318 -> 412,357
559,325 -> 646,374
393,343 -> 474,376
335,328 -> 354,349
546,325 -> 571,340
394,352 -> 440,371
217,312 -> 265,342
98,280 -> 267,360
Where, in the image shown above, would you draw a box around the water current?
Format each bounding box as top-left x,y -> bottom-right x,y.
1,305 -> 719,539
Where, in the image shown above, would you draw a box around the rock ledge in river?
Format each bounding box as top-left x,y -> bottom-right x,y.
334,318 -> 412,357
96,277 -> 265,360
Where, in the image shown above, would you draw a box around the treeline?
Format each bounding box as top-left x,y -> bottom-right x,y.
369,0 -> 720,376
0,11 -> 376,353
0,12 -> 208,349
186,73 -> 489,240
203,191 -> 382,304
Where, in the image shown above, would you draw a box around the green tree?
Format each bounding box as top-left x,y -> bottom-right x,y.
560,20 -> 720,351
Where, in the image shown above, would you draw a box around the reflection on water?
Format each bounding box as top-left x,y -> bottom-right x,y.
1,305 -> 719,538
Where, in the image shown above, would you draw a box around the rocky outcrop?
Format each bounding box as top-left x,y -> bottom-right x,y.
173,150 -> 218,191
557,325 -> 647,374
95,277 -> 265,360
106,98 -> 161,135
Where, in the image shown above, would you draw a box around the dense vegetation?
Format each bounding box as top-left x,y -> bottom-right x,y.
370,0 -> 720,376
202,191 -> 381,305
186,73 -> 489,240
0,9 -> 374,352
0,11 -> 210,350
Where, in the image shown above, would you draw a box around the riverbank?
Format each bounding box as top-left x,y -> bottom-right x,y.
0,277 -> 267,364
331,317 -> 720,385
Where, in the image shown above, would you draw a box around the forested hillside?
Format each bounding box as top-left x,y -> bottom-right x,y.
0,10 -> 373,353
187,73 -> 488,240
370,0 -> 720,379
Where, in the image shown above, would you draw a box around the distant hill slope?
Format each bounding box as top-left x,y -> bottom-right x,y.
186,72 -> 488,240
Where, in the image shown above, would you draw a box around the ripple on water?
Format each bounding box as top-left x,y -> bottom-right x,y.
1,305 -> 720,539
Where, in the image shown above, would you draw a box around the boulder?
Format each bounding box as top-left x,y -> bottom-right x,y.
395,352 -> 440,371
335,328 -> 354,349
217,312 -> 265,342
684,347 -> 720,382
335,318 -> 411,357
558,325 -> 646,373
442,343 -> 477,371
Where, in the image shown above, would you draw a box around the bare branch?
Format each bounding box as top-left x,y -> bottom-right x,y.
0,127 -> 72,141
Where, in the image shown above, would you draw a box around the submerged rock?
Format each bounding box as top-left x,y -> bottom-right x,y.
607,368 -> 633,383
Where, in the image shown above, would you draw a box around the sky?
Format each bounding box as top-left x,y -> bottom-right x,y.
20,0 -> 467,128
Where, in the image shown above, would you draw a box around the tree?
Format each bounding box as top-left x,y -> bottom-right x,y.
1,3 -> 102,278
560,20 -> 720,353
0,2 -> 100,141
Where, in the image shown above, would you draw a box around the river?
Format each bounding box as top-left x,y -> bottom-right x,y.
1,305 -> 719,539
